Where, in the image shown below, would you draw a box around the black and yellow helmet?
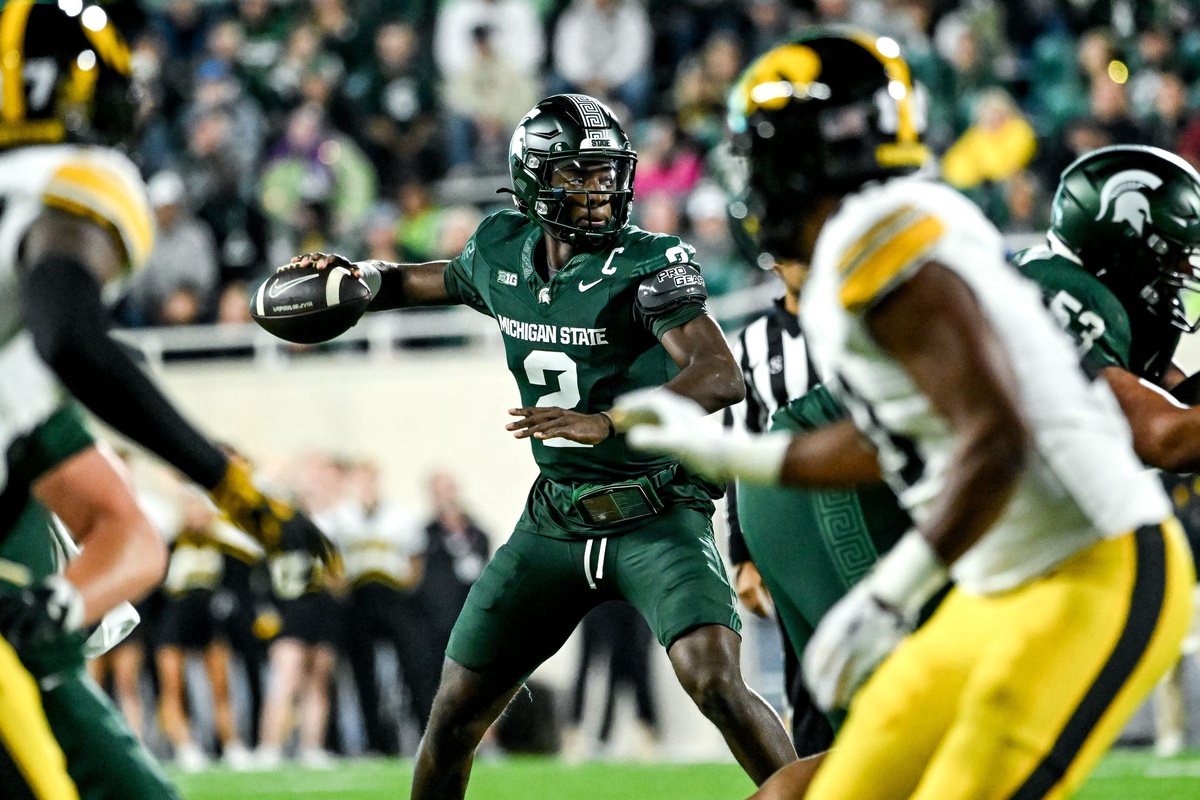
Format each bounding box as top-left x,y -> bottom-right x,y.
726,28 -> 931,264
0,0 -> 138,150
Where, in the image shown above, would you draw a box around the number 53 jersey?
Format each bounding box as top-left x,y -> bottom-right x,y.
801,176 -> 1171,595
443,209 -> 714,487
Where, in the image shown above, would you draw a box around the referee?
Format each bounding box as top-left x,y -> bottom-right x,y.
722,260 -> 829,757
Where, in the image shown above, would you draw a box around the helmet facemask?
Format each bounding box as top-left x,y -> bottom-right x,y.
534,153 -> 635,251
1139,235 -> 1200,332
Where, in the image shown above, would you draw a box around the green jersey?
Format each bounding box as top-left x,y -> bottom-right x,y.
1013,245 -> 1181,381
444,210 -> 722,538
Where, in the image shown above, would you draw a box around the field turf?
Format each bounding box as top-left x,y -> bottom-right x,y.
170,749 -> 1200,799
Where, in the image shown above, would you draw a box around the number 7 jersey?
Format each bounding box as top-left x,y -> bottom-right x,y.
443,209 -> 711,486
801,176 -> 1170,595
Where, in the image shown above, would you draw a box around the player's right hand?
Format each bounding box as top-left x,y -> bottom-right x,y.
284,252 -> 359,276
803,580 -> 907,711
735,562 -> 774,619
209,458 -> 341,574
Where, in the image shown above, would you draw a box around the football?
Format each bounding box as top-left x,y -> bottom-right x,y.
250,265 -> 372,344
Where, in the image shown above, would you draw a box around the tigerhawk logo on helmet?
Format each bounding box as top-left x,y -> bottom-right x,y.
723,27 -> 933,267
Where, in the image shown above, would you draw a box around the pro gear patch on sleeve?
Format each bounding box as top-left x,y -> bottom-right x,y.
636,262 -> 708,317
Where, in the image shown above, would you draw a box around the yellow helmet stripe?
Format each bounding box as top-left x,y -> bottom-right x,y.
0,0 -> 35,124
845,30 -> 918,144
82,15 -> 131,75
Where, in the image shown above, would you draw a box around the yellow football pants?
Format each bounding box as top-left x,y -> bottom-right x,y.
0,635 -> 78,800
807,521 -> 1195,800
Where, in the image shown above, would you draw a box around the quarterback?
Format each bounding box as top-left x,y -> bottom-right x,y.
274,94 -> 798,797
0,2 -> 334,798
618,31 -> 1195,800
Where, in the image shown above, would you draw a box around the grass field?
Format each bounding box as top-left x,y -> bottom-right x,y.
170,749 -> 1200,799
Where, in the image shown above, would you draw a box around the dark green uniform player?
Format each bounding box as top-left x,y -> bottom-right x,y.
442,207 -> 741,674
736,386 -> 911,733
0,403 -> 179,800
280,94 -> 798,796
1013,145 -> 1197,383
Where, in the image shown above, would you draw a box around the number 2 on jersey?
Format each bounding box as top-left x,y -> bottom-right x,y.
523,350 -> 590,448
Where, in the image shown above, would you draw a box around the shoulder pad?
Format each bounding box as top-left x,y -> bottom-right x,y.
619,227 -> 698,275
637,262 -> 707,314
41,149 -> 154,273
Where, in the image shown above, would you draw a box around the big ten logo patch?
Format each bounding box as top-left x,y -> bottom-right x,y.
497,270 -> 518,286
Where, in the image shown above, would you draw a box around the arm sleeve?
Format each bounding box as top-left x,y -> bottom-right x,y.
19,254 -> 229,490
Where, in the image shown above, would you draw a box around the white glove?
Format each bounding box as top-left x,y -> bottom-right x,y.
84,602 -> 141,659
613,389 -> 792,484
804,531 -> 949,711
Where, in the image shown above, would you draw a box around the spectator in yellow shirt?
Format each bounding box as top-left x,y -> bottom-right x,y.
942,89 -> 1037,190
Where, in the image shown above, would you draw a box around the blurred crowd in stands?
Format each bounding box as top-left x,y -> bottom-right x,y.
114,0 -> 1200,330
92,451 -> 493,767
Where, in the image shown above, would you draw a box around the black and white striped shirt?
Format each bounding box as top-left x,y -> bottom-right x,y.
723,297 -> 820,564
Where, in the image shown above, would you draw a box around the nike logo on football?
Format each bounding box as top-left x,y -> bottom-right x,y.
268,273 -> 321,299
579,278 -> 603,292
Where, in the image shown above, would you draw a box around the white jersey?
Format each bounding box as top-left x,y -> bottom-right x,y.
803,176 -> 1171,595
0,144 -> 152,492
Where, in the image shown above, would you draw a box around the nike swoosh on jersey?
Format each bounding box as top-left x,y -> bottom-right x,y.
579,278 -> 603,292
268,273 -> 321,299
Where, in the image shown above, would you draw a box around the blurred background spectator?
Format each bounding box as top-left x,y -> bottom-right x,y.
420,472 -> 490,662
340,459 -> 435,755
552,0 -> 653,117
123,171 -> 220,327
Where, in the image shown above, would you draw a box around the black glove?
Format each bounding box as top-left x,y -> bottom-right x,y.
0,575 -> 84,653
278,509 -> 340,574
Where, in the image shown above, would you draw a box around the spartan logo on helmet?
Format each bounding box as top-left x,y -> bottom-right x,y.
1052,145 -> 1200,333
1095,170 -> 1164,236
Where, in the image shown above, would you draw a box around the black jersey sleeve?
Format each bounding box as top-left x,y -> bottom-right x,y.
20,254 -> 229,489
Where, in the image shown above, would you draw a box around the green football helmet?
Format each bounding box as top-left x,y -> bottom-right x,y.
507,94 -> 637,251
725,28 -> 931,266
1052,144 -> 1200,332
